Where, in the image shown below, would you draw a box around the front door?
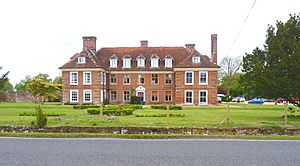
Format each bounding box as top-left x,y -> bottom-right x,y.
137,92 -> 144,104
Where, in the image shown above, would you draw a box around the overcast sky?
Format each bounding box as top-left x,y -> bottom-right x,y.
0,0 -> 299,85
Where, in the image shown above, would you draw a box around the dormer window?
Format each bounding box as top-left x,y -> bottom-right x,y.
109,54 -> 118,68
165,57 -> 173,68
78,57 -> 86,64
192,56 -> 200,63
123,55 -> 131,68
137,55 -> 145,68
151,55 -> 159,68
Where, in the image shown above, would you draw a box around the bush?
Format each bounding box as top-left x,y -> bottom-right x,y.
151,105 -> 182,110
35,105 -> 47,128
73,105 -> 99,110
135,113 -> 185,118
87,105 -> 136,116
19,112 -> 66,116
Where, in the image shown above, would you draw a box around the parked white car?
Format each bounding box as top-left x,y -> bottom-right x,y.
232,97 -> 246,102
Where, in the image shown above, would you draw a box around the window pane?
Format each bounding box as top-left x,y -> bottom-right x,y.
138,74 -> 144,84
185,91 -> 193,103
151,91 -> 158,101
124,91 -> 130,101
200,72 -> 207,84
151,74 -> 158,84
111,91 -> 117,100
186,72 -> 193,84
165,74 -> 172,84
165,91 -> 171,102
124,75 -> 130,84
111,74 -> 116,84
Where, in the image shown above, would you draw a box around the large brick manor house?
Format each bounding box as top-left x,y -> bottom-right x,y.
59,35 -> 218,105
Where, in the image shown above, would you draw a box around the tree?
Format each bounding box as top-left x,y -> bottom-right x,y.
27,78 -> 62,103
15,75 -> 32,92
221,73 -> 244,97
0,66 -> 9,91
241,13 -> 300,125
219,56 -> 242,96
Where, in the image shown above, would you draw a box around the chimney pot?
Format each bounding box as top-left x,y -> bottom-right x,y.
185,44 -> 195,52
211,34 -> 217,64
140,40 -> 148,47
83,36 -> 97,51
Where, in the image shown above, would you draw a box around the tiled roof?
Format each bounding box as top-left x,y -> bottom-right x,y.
59,49 -> 103,69
60,47 -> 217,70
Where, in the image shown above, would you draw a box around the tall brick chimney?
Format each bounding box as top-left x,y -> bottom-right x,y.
185,44 -> 195,52
83,36 -> 97,51
211,34 -> 217,64
140,40 -> 148,47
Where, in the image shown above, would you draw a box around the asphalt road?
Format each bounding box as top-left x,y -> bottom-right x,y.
0,137 -> 300,166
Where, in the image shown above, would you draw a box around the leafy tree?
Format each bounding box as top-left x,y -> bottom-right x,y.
35,73 -> 52,82
27,78 -> 62,104
15,75 -> 32,92
53,76 -> 62,84
0,66 -> 9,91
35,105 -> 47,128
221,73 -> 244,97
219,56 -> 242,96
241,13 -> 300,125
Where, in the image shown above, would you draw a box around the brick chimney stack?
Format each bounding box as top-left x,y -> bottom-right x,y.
140,40 -> 148,47
211,34 -> 217,65
185,44 -> 195,52
83,36 -> 97,51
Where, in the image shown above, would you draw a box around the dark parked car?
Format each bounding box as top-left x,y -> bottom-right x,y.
248,98 -> 264,104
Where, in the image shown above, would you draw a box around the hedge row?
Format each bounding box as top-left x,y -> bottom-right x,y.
87,104 -> 142,116
87,108 -> 134,116
19,112 -> 66,117
135,113 -> 185,118
151,105 -> 182,110
74,104 -> 143,110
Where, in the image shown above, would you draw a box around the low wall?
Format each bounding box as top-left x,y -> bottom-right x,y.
1,126 -> 300,136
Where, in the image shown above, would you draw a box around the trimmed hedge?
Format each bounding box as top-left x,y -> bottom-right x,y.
73,105 -> 99,110
19,112 -> 66,117
87,108 -> 134,116
87,104 -> 142,116
135,113 -> 185,118
151,105 -> 182,110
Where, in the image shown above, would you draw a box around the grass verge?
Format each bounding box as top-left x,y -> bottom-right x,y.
1,132 -> 300,140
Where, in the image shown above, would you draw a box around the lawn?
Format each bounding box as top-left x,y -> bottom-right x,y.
0,102 -> 299,128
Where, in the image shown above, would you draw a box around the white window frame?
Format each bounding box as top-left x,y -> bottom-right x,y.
70,90 -> 78,103
111,74 -> 117,84
123,58 -> 131,68
192,56 -> 200,63
199,90 -> 208,105
165,58 -> 172,68
123,74 -> 130,85
123,91 -> 130,102
137,58 -> 145,67
185,71 -> 194,85
138,74 -> 144,84
199,71 -> 208,85
110,59 -> 117,68
100,72 -> 106,85
83,90 -> 92,103
110,91 -> 117,101
184,90 -> 193,105
78,57 -> 86,64
70,72 -> 78,85
83,71 -> 92,85
151,58 -> 159,68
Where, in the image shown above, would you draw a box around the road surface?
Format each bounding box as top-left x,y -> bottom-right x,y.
0,137 -> 300,166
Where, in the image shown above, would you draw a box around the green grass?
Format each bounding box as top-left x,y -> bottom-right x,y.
0,102 -> 299,128
1,132 -> 300,140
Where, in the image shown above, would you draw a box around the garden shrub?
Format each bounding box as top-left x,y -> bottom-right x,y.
87,104 -> 140,116
19,112 -> 66,116
73,105 -> 99,110
35,105 -> 47,128
135,113 -> 185,118
151,105 -> 182,110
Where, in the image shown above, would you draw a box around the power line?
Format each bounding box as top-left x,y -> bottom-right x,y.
226,0 -> 257,57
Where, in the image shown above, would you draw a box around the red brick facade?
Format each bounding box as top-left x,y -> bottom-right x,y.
59,35 -> 218,105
